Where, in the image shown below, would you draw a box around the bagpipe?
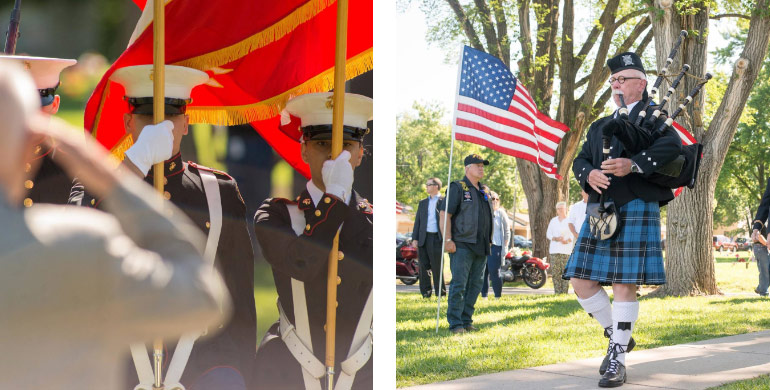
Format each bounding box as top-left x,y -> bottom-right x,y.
603,30 -> 711,191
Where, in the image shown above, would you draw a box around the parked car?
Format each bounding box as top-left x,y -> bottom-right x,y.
734,237 -> 752,251
513,235 -> 532,248
713,235 -> 737,252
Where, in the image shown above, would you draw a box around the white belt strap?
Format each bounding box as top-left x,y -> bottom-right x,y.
284,202 -> 372,389
131,169 -> 223,389
335,290 -> 374,390
200,170 -> 223,267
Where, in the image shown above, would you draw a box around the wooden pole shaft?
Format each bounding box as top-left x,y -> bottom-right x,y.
326,0 -> 349,387
152,0 -> 165,388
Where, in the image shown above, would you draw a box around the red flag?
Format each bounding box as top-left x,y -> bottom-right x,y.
453,46 -> 569,179
131,0 -> 146,10
85,0 -> 373,178
671,121 -> 696,197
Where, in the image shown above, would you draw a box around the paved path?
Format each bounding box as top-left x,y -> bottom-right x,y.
403,330 -> 770,390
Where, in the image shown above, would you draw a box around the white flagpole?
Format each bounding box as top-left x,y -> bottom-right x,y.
435,45 -> 466,333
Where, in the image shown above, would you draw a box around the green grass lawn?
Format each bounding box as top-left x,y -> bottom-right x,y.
396,251 -> 770,387
707,374 -> 770,389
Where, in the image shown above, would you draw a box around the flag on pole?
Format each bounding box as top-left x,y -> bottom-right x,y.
85,0 -> 373,178
671,121 -> 697,197
453,46 -> 569,179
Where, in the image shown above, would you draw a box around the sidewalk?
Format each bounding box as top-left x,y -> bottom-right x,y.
404,330 -> 770,390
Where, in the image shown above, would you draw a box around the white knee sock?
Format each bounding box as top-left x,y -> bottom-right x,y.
611,301 -> 639,365
576,288 -> 613,329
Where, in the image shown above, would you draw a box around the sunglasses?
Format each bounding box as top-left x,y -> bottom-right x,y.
425,183 -> 437,187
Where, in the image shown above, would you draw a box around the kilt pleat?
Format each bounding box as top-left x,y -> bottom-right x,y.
562,198 -> 666,285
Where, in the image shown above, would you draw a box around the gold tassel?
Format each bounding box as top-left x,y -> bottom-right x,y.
187,48 -> 372,126
110,133 -> 134,161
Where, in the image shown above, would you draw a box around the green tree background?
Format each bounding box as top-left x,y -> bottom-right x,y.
396,102 -> 523,214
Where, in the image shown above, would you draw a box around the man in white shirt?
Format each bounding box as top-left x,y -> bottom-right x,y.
568,190 -> 589,239
546,201 -> 573,294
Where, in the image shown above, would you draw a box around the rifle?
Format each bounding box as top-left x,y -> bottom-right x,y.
4,0 -> 22,55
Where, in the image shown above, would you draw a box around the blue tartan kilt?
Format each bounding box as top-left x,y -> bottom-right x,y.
562,198 -> 666,286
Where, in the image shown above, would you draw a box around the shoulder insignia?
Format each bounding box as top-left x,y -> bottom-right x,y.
187,161 -> 234,180
460,181 -> 469,192
271,197 -> 298,205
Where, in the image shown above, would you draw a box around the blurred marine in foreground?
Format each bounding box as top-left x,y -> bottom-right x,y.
0,61 -> 229,389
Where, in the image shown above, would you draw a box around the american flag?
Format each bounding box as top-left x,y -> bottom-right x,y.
453,46 -> 570,179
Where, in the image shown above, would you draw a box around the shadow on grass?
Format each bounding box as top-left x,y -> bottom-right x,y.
397,295 -> 582,340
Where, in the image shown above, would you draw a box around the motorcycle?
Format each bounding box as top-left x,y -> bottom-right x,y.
396,235 -> 419,285
499,250 -> 549,289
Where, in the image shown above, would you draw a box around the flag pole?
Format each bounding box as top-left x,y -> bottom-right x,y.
327,0 -> 349,387
151,0 -> 166,388
435,46 -> 466,333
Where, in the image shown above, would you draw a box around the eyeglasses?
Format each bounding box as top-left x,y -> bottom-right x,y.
608,76 -> 642,85
425,183 -> 437,187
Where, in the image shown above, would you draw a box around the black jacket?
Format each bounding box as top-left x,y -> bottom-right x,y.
413,195 -> 443,246
573,102 -> 682,207
253,188 -> 373,389
753,178 -> 770,235
82,152 -> 257,388
24,143 -> 79,206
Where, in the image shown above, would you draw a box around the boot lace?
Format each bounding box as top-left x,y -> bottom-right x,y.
606,343 -> 627,375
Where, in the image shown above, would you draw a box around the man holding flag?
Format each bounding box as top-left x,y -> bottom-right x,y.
253,92 -> 373,390
82,64 -> 257,390
563,52 -> 682,387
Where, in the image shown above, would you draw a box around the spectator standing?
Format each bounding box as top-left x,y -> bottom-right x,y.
751,178 -> 770,297
546,201 -> 573,294
568,190 -> 589,240
413,177 -> 446,298
439,154 -> 493,334
482,191 -> 510,298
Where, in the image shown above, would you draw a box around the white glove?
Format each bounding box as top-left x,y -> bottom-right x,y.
124,120 -> 174,176
322,150 -> 354,202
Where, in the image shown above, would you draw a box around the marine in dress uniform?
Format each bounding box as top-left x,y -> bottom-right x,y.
562,52 -> 681,388
81,65 -> 256,390
0,55 -> 78,206
253,92 -> 373,390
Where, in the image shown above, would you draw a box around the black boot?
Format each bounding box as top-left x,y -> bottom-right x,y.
598,357 -> 626,388
599,327 -> 635,375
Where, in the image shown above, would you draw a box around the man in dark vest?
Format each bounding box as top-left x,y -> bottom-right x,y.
413,177 -> 446,298
563,52 -> 681,387
439,154 -> 493,334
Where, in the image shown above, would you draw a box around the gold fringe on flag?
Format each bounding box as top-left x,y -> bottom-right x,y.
176,0 -> 335,70
186,48 -> 372,126
110,133 -> 134,160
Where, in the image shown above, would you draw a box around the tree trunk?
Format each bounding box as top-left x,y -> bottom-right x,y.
651,0 -> 770,296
